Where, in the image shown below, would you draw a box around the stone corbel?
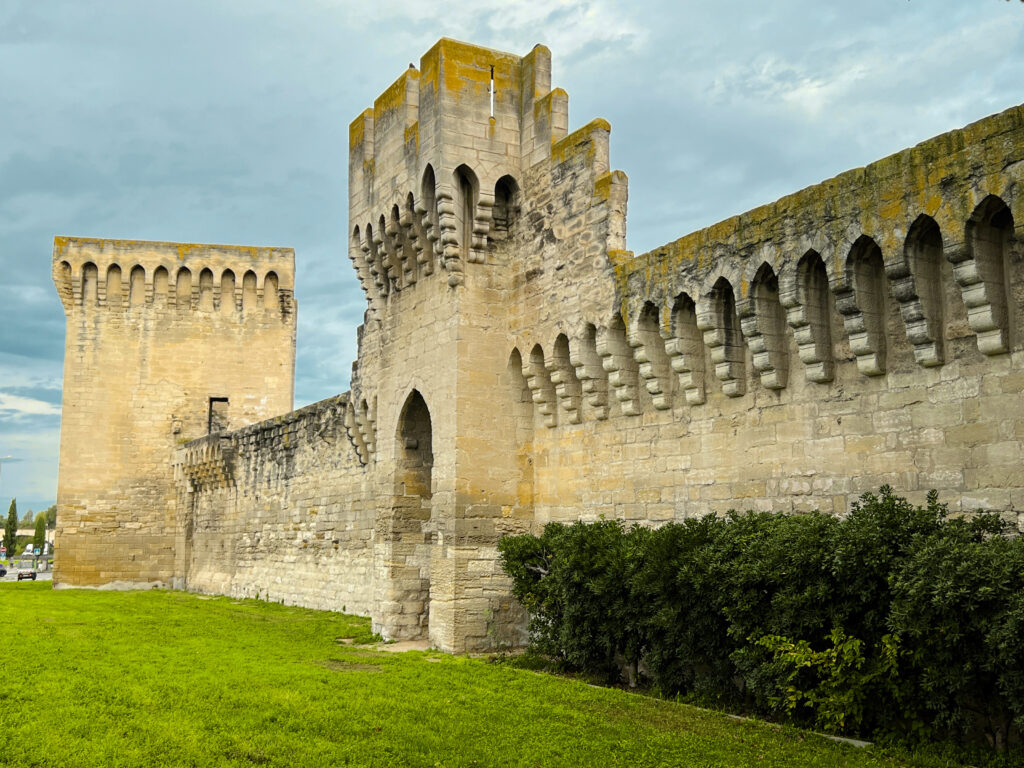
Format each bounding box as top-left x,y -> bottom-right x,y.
833,279 -> 886,376
884,256 -> 943,367
470,192 -> 494,264
398,206 -> 419,286
523,352 -> 558,428
384,213 -> 407,291
780,281 -> 834,384
596,325 -> 641,416
945,242 -> 1009,355
738,296 -> 789,390
414,198 -> 439,275
660,327 -> 706,406
696,298 -> 746,397
344,399 -> 370,466
435,187 -> 464,287
627,315 -> 673,410
568,335 -> 609,420
544,346 -> 582,425
364,230 -> 387,297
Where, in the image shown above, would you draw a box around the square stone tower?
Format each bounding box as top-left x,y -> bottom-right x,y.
347,39 -> 627,650
52,237 -> 296,587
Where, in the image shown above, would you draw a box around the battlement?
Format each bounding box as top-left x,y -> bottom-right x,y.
347,39 -> 620,296
53,237 -> 295,319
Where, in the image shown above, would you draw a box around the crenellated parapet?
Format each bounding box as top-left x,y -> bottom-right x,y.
612,104 -> 1024,395
177,435 -> 236,492
52,237 -> 295,321
502,103 -> 1024,427
175,395 -> 355,494
348,38 -> 626,304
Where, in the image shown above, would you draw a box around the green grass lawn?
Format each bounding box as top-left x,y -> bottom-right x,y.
0,582 -> 971,768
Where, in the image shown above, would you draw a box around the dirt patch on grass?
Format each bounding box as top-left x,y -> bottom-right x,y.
317,658 -> 384,673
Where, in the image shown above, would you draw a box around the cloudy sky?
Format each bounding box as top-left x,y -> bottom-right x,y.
1,0 -> 1022,514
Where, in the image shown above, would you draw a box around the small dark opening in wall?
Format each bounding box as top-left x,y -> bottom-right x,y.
208,397 -> 229,434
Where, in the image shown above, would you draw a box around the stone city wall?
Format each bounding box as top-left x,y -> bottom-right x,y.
507,104 -> 1024,530
54,39 -> 1024,654
175,396 -> 376,613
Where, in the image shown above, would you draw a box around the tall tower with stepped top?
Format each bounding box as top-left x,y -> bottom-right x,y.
346,39 -> 628,650
52,237 -> 296,587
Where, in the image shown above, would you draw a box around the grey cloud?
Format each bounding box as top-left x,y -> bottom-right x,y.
2,0 -> 1022,512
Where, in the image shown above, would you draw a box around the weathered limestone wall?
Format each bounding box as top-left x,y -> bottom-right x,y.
175,396 -> 376,613
508,105 -> 1024,530
57,38 -> 1024,654
342,39 -> 628,651
53,238 -> 296,587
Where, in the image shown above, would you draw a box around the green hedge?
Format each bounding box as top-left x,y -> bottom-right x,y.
498,488 -> 1024,752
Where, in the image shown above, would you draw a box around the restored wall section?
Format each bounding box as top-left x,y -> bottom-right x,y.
53,237 -> 296,587
176,396 -> 376,613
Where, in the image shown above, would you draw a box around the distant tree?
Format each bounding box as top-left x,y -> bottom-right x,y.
42,505 -> 57,529
20,508 -> 34,527
3,499 -> 16,557
33,514 -> 46,551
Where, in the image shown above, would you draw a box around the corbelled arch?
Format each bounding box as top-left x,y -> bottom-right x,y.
741,262 -> 789,390
897,214 -> 946,366
955,194 -> 1015,355
782,249 -> 836,383
838,235 -> 889,376
698,276 -> 746,397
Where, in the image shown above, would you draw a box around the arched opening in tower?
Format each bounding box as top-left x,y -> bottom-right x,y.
397,390 -> 433,499
394,389 -> 434,638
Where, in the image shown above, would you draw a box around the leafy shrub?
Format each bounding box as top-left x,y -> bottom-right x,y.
756,628 -> 905,735
498,519 -> 644,682
631,516 -> 735,701
889,512 -> 1023,750
498,487 -> 1024,753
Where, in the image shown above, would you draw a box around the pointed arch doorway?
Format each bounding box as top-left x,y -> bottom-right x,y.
392,389 -> 433,638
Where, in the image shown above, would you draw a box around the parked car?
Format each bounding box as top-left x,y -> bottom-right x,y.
15,560 -> 36,581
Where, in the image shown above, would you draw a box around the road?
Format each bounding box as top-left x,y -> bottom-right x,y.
0,569 -> 53,582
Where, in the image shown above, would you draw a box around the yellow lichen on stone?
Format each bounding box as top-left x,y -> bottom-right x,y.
534,88 -> 567,121
374,69 -> 418,124
551,118 -> 610,166
349,109 -> 372,151
593,172 -> 613,202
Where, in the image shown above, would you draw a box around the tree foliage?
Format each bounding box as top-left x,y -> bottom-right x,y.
33,513 -> 46,551
3,498 -> 17,557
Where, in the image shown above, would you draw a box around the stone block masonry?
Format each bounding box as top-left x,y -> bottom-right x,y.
174,396 -> 375,614
54,38 -> 1024,653
53,238 -> 295,587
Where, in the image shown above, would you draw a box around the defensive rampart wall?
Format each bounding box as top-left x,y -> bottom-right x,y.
58,39 -> 1024,654
508,105 -> 1024,528
174,396 -> 376,613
